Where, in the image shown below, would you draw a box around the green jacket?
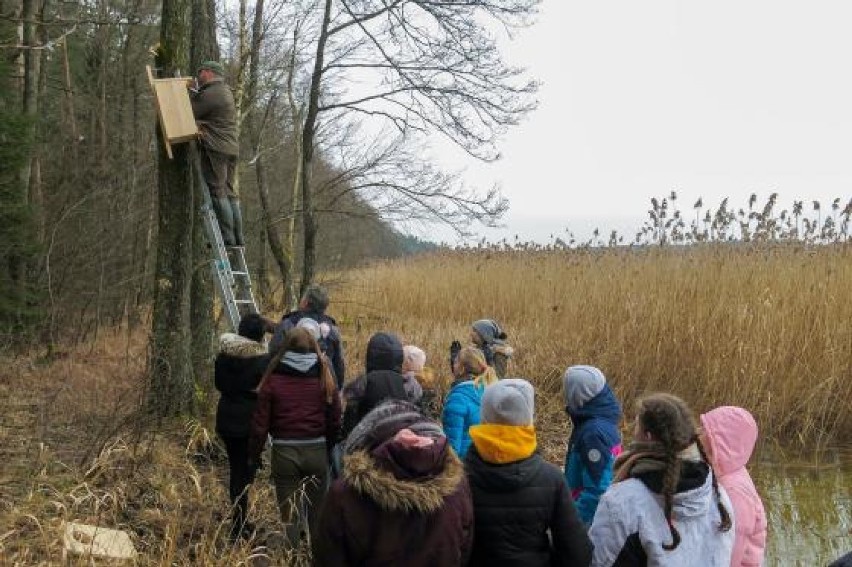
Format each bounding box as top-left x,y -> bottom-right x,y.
190,78 -> 239,156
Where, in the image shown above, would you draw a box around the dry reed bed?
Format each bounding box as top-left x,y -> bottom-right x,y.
333,244 -> 852,446
2,243 -> 849,563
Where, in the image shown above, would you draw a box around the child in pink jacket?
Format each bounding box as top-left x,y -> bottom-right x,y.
700,406 -> 768,567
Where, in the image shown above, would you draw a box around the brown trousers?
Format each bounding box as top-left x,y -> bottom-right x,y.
199,147 -> 237,198
199,147 -> 243,245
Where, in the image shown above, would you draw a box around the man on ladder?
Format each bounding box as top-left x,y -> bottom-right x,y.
187,61 -> 257,329
189,60 -> 244,247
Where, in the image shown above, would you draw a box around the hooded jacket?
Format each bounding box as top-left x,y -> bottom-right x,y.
269,309 -> 346,388
314,401 -> 474,567
700,407 -> 767,567
341,332 -> 407,435
248,355 -> 342,462
588,460 -> 735,567
465,424 -> 593,567
565,385 -> 623,524
442,378 -> 485,458
214,333 -> 268,437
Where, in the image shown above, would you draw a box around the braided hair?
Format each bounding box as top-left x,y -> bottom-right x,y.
696,437 -> 733,533
635,393 -> 730,550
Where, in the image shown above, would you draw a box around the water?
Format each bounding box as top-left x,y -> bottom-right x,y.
755,449 -> 852,565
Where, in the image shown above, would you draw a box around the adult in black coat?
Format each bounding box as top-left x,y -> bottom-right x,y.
268,285 -> 346,388
464,379 -> 592,567
214,313 -> 269,540
341,332 -> 408,437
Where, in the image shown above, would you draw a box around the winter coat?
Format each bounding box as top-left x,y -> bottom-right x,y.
190,78 -> 239,156
465,424 -> 593,567
268,310 -> 346,388
700,407 -> 767,567
214,333 -> 268,438
565,385 -> 623,524
341,333 -> 407,435
314,401 -> 474,567
589,461 -> 735,567
831,552 -> 852,567
442,378 -> 485,458
477,342 -> 514,379
248,356 -> 342,462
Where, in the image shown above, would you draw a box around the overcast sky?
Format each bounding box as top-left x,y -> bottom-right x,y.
428,0 -> 852,243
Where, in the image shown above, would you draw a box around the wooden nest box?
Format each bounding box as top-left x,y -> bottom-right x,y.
147,65 -> 198,159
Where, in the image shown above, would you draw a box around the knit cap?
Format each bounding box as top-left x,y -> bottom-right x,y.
481,378 -> 535,426
563,365 -> 607,412
403,345 -> 426,372
472,319 -> 506,345
197,60 -> 225,76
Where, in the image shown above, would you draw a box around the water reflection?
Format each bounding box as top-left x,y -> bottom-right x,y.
754,450 -> 852,565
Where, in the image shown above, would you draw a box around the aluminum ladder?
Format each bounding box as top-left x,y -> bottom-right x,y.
193,150 -> 259,331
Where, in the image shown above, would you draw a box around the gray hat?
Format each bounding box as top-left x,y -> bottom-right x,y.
563,365 -> 606,412
472,319 -> 506,345
481,378 -> 535,426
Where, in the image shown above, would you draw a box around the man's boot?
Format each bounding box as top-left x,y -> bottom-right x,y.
212,195 -> 237,246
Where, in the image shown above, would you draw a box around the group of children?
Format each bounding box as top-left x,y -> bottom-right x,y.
214,294 -> 768,566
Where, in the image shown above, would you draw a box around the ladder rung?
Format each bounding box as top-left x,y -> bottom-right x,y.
231,271 -> 248,276
234,299 -> 255,304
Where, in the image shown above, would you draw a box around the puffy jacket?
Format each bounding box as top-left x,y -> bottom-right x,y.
314,401 -> 474,567
589,460 -> 735,567
466,424 -> 593,567
442,379 -> 485,459
565,385 -> 623,524
342,332 -> 407,435
269,309 -> 346,388
248,355 -> 342,462
700,407 -> 767,567
214,333 -> 268,437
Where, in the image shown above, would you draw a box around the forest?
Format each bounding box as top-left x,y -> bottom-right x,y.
0,0 -> 533,407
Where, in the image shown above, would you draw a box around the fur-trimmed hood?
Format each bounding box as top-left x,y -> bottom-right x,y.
219,333 -> 267,358
343,448 -> 466,514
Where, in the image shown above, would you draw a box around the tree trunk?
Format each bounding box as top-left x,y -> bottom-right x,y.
189,0 -> 220,399
255,155 -> 291,304
148,0 -> 195,417
20,0 -> 41,200
300,0 -> 333,295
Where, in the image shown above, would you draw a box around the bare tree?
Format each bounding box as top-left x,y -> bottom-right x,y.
296,0 -> 539,290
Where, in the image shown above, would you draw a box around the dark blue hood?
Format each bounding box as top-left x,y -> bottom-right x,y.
365,332 -> 404,373
568,385 -> 621,430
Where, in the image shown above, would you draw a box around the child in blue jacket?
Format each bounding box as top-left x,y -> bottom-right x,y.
443,346 -> 498,458
563,365 -> 622,525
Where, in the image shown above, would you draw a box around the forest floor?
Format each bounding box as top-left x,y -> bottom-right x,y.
0,329 -> 313,566
0,325 -> 569,565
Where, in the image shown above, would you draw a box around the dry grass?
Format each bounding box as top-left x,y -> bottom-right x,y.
0,330 -> 308,566
332,243 -> 852,448
3,241 -> 850,563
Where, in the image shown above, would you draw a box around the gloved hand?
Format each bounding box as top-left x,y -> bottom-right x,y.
449,340 -> 462,372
